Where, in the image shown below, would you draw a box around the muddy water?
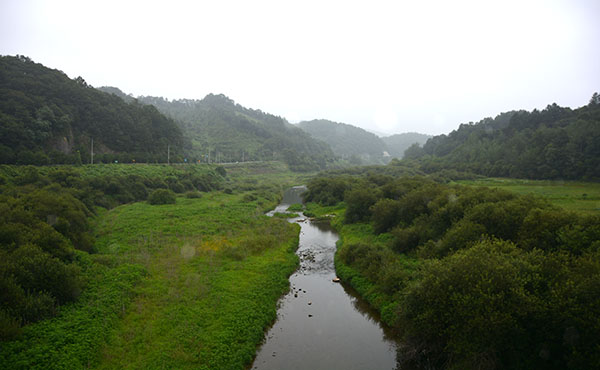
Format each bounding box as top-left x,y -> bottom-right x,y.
253,186 -> 398,370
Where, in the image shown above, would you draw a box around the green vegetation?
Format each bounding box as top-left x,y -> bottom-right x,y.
380,132 -> 431,159
3,54 -> 599,370
0,55 -> 337,170
147,188 -> 176,205
404,96 -> 600,180
273,212 -> 299,218
0,164 -> 224,339
296,119 -> 388,164
1,162 -> 306,369
91,193 -> 299,370
456,178 -> 600,214
0,56 -> 186,165
305,173 -> 600,369
102,88 -> 336,171
286,203 -> 304,212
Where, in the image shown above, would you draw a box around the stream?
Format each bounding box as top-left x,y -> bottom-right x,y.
252,186 -> 399,370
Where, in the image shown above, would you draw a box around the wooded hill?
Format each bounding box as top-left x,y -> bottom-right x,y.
101,88 -> 336,171
405,96 -> 600,180
296,119 -> 388,164
0,55 -> 186,165
381,132 -> 431,159
296,120 -> 431,164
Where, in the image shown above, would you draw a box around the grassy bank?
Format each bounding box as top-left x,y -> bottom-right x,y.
94,193 -> 300,369
1,163 -> 304,369
456,178 -> 600,214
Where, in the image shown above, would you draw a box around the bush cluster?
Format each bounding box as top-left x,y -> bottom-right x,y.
148,189 -> 176,205
307,174 -> 600,369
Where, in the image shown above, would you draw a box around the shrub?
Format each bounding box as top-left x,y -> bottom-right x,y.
436,219 -> 486,256
286,203 -> 303,212
390,225 -> 421,253
371,198 -> 400,233
0,309 -> 21,341
397,240 -> 536,369
130,181 -> 148,201
344,187 -> 378,223
185,191 -> 202,199
215,166 -> 227,177
148,189 -> 176,205
397,239 -> 600,369
243,193 -> 257,202
168,181 -> 185,193
304,176 -> 352,206
273,212 -> 299,218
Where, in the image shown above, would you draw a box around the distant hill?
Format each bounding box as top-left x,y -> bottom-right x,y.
100,89 -> 336,171
296,119 -> 388,164
405,96 -> 600,180
381,132 -> 432,159
96,86 -> 135,103
0,55 -> 186,164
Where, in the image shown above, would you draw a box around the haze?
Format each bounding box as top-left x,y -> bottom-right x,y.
1,0 -> 599,135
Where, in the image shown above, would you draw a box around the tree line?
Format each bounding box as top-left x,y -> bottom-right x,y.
404,95 -> 600,181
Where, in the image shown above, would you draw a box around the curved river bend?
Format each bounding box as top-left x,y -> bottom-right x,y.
252,186 -> 399,370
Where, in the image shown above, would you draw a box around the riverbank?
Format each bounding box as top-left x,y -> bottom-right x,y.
1,165 -> 304,370
303,175 -> 600,369
303,202 -> 413,328
252,189 -> 398,370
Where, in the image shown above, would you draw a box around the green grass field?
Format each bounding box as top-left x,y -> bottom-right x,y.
1,163 -> 305,370
93,193 -> 300,369
455,178 -> 600,214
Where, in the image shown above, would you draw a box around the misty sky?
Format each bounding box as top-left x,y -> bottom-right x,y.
1,0 -> 599,135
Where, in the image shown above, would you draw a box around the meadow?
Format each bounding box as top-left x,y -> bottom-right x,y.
455,178 -> 600,214
0,163 -> 306,370
93,193 -> 300,369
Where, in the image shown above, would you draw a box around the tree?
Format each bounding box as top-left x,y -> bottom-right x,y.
403,143 -> 425,159
371,198 -> 400,233
344,187 -> 378,223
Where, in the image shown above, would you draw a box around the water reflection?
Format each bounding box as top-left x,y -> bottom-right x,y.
339,282 -> 400,343
252,187 -> 399,370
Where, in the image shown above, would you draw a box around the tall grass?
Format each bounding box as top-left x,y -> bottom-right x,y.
1,167 -> 302,370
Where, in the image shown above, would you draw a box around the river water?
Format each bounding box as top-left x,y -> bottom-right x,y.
252,186 -> 399,370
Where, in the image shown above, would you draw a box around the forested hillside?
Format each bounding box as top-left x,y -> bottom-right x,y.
0,56 -> 186,165
405,96 -> 600,180
101,88 -> 336,171
296,119 -> 388,164
381,132 -> 431,159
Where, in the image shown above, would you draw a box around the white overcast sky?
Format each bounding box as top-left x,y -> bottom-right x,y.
1,0 -> 599,135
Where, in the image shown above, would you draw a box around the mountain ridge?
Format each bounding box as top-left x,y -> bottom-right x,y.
99,87 -> 336,171
404,98 -> 600,180
0,55 -> 186,164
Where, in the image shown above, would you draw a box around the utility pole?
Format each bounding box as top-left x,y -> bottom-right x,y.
167,144 -> 170,165
90,138 -> 94,164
